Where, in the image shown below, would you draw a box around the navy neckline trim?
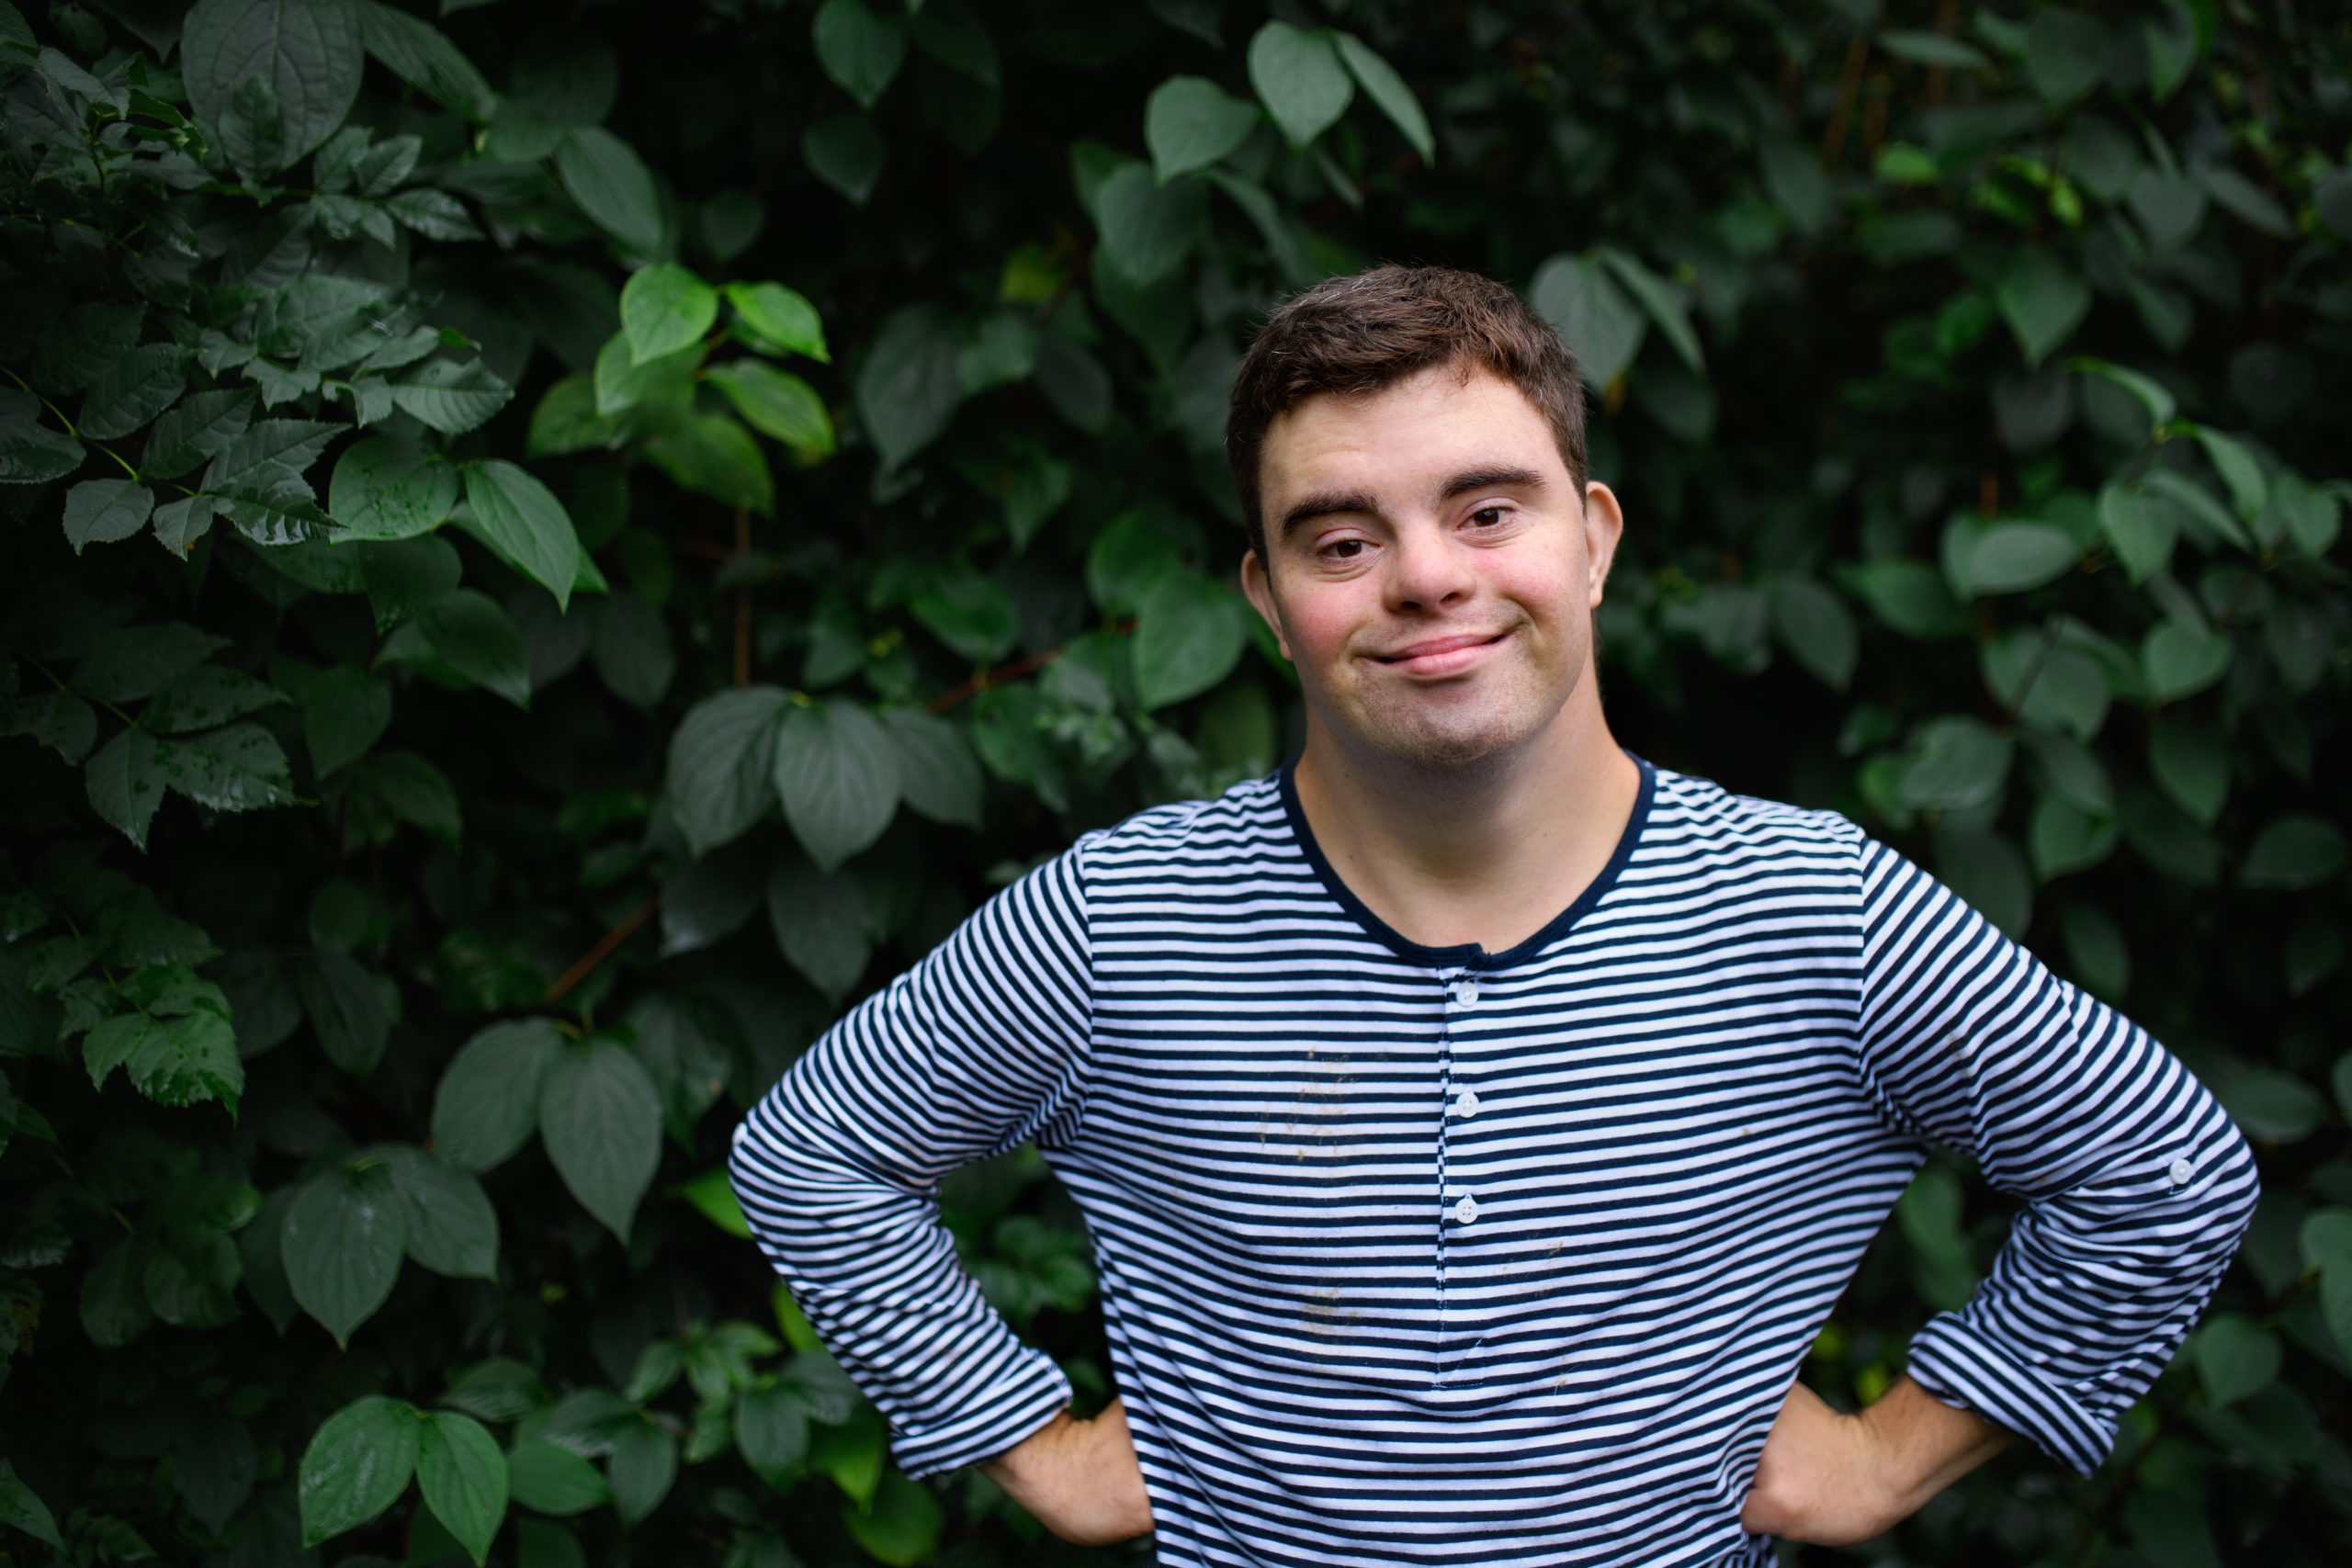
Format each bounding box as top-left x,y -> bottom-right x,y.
1276,750 -> 1657,972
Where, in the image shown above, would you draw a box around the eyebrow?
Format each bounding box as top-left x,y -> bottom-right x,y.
1273,465 -> 1550,541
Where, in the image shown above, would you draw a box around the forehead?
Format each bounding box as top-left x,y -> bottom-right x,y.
1259,364 -> 1562,500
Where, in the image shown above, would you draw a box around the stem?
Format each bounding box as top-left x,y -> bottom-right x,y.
544,893 -> 661,1004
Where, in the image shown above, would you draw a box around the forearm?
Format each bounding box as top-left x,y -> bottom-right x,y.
980,1399 -> 1154,1545
1858,1374 -> 2013,1511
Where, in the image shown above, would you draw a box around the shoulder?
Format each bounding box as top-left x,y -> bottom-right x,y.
1070,772 -> 1292,874
1638,756 -> 1871,872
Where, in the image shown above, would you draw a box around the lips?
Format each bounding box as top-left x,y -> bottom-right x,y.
1374,629 -> 1514,667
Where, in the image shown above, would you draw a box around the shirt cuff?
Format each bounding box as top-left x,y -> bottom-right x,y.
1904,1314 -> 2110,1478
889,1345 -> 1074,1481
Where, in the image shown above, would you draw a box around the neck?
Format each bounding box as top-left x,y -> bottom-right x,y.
1291,688 -> 1643,952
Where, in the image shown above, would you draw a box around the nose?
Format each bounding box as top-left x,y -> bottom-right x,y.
1385,522 -> 1476,611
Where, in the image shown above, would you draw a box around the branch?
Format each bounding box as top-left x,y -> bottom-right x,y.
544,893 -> 661,1004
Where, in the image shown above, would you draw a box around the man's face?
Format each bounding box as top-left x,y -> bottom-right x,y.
1240,362 -> 1623,773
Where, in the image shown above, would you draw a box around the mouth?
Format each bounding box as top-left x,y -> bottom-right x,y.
1368,628 -> 1513,676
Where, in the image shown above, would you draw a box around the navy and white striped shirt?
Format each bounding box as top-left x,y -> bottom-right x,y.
729,754 -> 2258,1567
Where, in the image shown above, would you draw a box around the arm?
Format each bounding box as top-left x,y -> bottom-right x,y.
727,847 -> 1129,1502
1748,833 -> 2260,1540
1741,1376 -> 2009,1544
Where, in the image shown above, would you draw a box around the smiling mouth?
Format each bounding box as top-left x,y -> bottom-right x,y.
1369,629 -> 1512,669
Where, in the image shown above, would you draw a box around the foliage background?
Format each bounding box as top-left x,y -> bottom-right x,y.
3,0 -> 2349,1564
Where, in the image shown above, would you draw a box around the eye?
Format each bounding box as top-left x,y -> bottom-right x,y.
1318,537 -> 1369,560
1466,505 -> 1511,528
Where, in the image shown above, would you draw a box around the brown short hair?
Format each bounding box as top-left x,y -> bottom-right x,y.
1224,264 -> 1589,559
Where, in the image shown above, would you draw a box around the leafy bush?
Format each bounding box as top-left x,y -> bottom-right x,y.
2,1 -> 2347,1565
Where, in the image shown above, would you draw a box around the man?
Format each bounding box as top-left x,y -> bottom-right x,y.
729,265 -> 2259,1566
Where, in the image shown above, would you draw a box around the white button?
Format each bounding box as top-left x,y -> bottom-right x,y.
1454,1089 -> 1482,1120
1451,1194 -> 1479,1225
1453,979 -> 1480,1007
2168,1157 -> 2193,1186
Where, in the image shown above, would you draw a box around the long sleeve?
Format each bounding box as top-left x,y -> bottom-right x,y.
727,844 -> 1095,1479
1850,835 -> 2259,1476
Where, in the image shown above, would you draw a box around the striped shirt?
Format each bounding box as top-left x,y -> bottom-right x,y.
729,753 -> 2258,1567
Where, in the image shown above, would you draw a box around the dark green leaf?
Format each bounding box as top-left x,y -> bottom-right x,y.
813,0 -> 905,110
803,111 -> 887,205
557,126 -> 664,254
62,479 -> 156,554
184,0 -> 365,176
1996,249 -> 2089,367
505,1441 -> 608,1517
156,721 -> 300,812
706,362 -> 833,456
1094,163 -> 1211,288
2193,1314 -> 2279,1408
642,413 -> 775,516
298,1394 -> 419,1549
432,1019 -> 567,1172
666,686 -> 789,856
767,861 -> 871,1003
386,358 -> 514,434
417,1411 -> 507,1564
880,708 -> 983,828
621,264 -> 718,365
143,667 -> 291,735
80,344 -> 187,440
2240,816 -> 2346,891
356,0 -> 494,120
84,726 -> 166,851
1334,32 -> 1432,160
1134,571 -> 1249,710
330,436 -> 460,539
726,282 -> 830,362
284,1165 -> 406,1346
0,1460 -> 64,1551
1145,76 -> 1261,183
1247,20 -> 1351,148
774,699 -> 902,872
1530,254 -> 1645,388
538,1039 -> 662,1240
605,1420 -> 676,1529
733,1383 -> 809,1488
461,460 -> 583,610
376,1145 -> 499,1280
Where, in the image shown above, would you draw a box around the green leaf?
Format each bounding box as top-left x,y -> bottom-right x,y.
2184,425 -> 2267,523
156,720 -> 301,812
880,707 -> 983,828
376,1145 -> 500,1280
184,0 -> 366,176
1876,28 -> 1991,70
621,264 -> 718,365
1333,32 -> 1432,161
605,1420 -> 676,1529
85,726 -> 166,851
1947,520 -> 2079,596
1894,716 -> 2013,811
674,1168 -> 752,1238
1093,162 -> 1211,288
2219,1067 -> 2324,1143
2142,621 -> 2232,703
2192,1314 -> 2279,1408
803,111 -> 887,205
82,998 -> 243,1110
842,1470 -> 944,1568
767,861 -> 872,1003
594,332 -> 701,419
299,1395 -> 420,1550
556,127 -> 664,254
643,412 -> 775,516
461,460 -> 584,611
1247,20 -> 1352,148
855,304 -> 965,470
143,666 -> 291,734
1529,254 -> 1645,388
706,362 -> 833,457
0,1460 -> 63,1551
2241,815 -> 2346,891
1769,577 -> 1857,690
2023,7 -> 2106,106
505,1441 -> 609,1517
2098,482 -> 2178,584
539,1038 -> 662,1241
432,1019 -> 568,1172
666,687 -> 789,856
356,0 -> 495,120
1595,247 -> 1703,373
813,0 -> 905,110
590,592 -> 675,712
301,665 -> 391,775
2148,723 -> 2228,828
80,344 -> 187,440
910,570 -> 1019,664
773,699 -> 902,872
2065,356 -> 2176,433
2029,795 -> 2116,881
62,478 -> 156,554
387,358 -> 515,434
1996,249 -> 2090,367
294,949 -> 386,1079
330,437 -> 460,539
396,589 -> 534,709
1134,570 -> 1250,711
414,1411 -> 507,1564
733,1383 -> 810,1488
726,282 -> 830,363
285,1164 -> 406,1347
1145,76 -> 1261,183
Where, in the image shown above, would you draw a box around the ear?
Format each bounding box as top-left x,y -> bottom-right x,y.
1238,548 -> 1293,662
1577,480 -> 1627,608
